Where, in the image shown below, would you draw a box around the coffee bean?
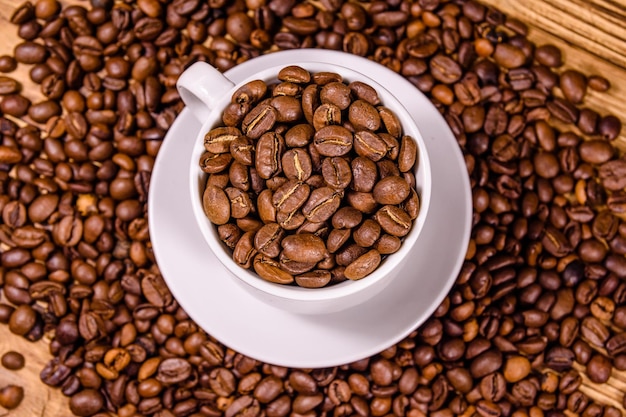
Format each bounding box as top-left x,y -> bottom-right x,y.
282,148 -> 312,181
373,176 -> 410,205
253,226 -> 285,263
0,76 -> 21,95
295,270 -> 331,288
347,81 -> 379,106
321,156 -> 351,189
345,249 -> 381,280
535,44 -> 563,67
430,54 -> 463,84
14,41 -> 48,64
1,351 -> 25,370
588,75 -> 610,92
0,385 -> 24,410
278,66 -> 311,83
374,205 -> 412,237
502,356 -> 531,382
470,349 -> 503,378
8,304 -> 37,336
598,115 -> 622,141
547,97 -> 579,124
494,43 -> 526,69
271,95 -> 303,123
579,139 -> 614,164
560,70 -> 587,104
0,94 -> 31,117
348,100 -> 381,132
314,125 -> 354,157
69,389 -> 104,417
586,354 -> 612,383
0,55 -> 17,72
255,132 -> 285,179
281,233 -> 327,263
398,136 -> 417,172
242,103 -> 277,140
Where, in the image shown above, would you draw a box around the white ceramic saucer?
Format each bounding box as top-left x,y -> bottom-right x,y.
148,50 -> 472,368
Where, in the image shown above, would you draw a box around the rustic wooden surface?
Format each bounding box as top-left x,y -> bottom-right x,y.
0,0 -> 625,416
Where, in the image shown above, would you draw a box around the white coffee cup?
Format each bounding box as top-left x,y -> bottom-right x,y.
177,55 -> 432,314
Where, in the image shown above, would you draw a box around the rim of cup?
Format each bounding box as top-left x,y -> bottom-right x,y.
187,61 -> 432,303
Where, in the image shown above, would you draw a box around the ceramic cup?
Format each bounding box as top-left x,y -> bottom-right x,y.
177,56 -> 432,314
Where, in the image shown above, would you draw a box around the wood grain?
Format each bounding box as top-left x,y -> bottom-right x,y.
479,0 -> 626,68
0,0 -> 625,416
478,0 -> 626,148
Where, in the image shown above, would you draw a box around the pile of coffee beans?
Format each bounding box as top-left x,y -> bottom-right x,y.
201,65 -> 420,286
0,0 -> 625,416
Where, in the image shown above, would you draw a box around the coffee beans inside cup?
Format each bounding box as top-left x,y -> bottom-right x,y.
199,65 -> 421,287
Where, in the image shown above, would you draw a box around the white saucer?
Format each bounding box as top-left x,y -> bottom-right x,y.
148,50 -> 472,368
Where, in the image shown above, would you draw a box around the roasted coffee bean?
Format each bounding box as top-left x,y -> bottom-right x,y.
349,100 -> 381,131
398,136 -> 417,172
321,156 -> 352,189
273,179 -> 310,216
282,148 -> 312,181
254,254 -> 294,284
285,123 -> 315,148
281,233 -> 327,263
350,156 -> 378,192
225,187 -> 253,219
0,94 -> 31,117
560,70 -> 587,104
470,349 -> 503,378
242,103 -> 277,139
374,205 -> 412,237
254,223 -> 284,258
271,95 -> 303,123
0,55 -> 17,72
352,219 -> 382,248
331,207 -> 362,230
0,385 -> 24,410
202,185 -> 230,225
314,125 -> 353,157
69,389 -> 104,417
586,354 -> 612,383
8,304 -> 37,336
14,41 -> 48,64
295,270 -> 331,288
373,176 -> 410,205
353,130 -> 387,161
204,127 -> 240,154
588,75 -> 610,91
494,43 -> 526,68
430,54 -> 462,84
233,231 -> 257,268
256,132 -> 284,179
302,187 -> 342,223
1,351 -> 25,370
278,65 -> 311,83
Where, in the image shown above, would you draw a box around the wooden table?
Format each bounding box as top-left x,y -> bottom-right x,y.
0,0 -> 625,416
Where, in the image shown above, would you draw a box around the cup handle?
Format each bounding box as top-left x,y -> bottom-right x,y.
176,61 -> 235,122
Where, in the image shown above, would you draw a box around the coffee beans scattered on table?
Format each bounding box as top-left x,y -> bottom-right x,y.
0,0 -> 625,416
200,66 -> 420,286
